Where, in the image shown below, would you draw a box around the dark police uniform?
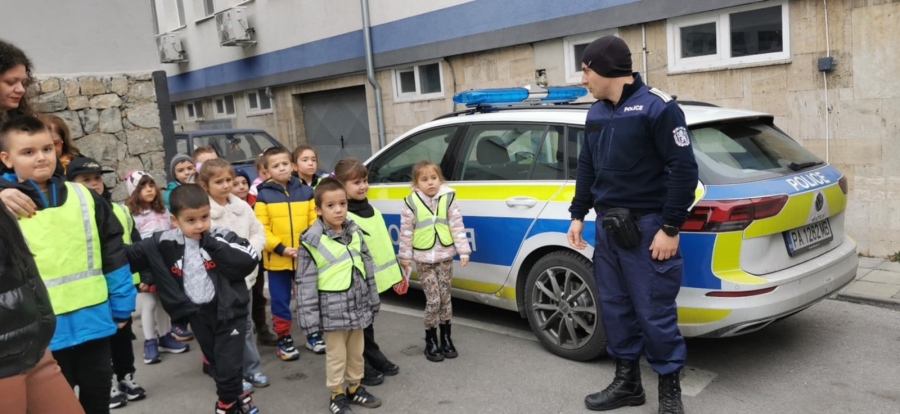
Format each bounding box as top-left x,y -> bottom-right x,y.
569,73 -> 698,375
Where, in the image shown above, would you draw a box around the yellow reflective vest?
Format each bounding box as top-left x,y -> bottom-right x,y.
111,203 -> 141,285
405,192 -> 454,250
301,230 -> 367,292
18,182 -> 108,315
348,211 -> 402,293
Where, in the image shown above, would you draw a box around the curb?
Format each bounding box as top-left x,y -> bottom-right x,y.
834,292 -> 900,311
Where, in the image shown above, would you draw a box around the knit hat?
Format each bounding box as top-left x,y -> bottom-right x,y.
581,35 -> 633,78
125,170 -> 152,196
234,168 -> 252,185
168,154 -> 193,183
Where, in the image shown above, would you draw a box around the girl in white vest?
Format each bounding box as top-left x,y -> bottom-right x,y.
198,159 -> 270,394
398,160 -> 471,362
333,158 -> 404,386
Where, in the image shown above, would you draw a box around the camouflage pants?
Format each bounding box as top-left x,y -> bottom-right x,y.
418,260 -> 453,329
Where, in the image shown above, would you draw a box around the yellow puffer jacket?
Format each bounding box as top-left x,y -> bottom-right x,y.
254,177 -> 317,271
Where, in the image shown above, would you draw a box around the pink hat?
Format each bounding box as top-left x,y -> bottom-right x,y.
125,171 -> 153,196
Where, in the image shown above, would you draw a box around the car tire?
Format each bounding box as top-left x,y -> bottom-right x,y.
524,251 -> 607,361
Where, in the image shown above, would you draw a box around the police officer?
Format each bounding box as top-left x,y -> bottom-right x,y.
567,36 -> 698,414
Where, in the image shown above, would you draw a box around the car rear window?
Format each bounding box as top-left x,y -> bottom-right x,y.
691,120 -> 824,185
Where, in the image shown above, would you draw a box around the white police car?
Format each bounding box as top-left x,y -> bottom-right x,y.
365,87 -> 858,361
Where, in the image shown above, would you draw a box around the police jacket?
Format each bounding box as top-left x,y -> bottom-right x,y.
125,227 -> 260,322
0,174 -> 136,351
0,212 -> 56,379
569,73 -> 698,228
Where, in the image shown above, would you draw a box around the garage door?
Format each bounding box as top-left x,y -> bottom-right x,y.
301,86 -> 372,171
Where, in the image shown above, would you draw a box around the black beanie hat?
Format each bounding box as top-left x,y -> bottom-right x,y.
581,35 -> 633,78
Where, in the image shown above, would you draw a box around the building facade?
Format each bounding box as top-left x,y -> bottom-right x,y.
159,0 -> 898,256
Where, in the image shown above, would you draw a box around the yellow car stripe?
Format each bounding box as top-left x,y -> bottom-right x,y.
744,185 -> 846,238
409,271 -> 517,299
711,232 -> 768,285
369,184 -> 563,202
677,308 -> 732,324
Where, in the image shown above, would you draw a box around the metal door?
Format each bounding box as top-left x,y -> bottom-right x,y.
301,86 -> 372,171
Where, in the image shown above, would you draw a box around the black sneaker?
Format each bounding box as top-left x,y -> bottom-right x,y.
348,386 -> 382,408
329,394 -> 354,414
109,376 -> 128,409
361,364 -> 384,386
118,373 -> 146,401
379,361 -> 399,376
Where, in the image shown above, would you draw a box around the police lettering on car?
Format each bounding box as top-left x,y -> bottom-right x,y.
567,36 -> 698,414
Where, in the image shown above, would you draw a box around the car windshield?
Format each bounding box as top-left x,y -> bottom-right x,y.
691,120 -> 824,185
187,133 -> 277,164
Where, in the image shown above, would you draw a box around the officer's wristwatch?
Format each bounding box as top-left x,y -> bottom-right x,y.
662,225 -> 680,237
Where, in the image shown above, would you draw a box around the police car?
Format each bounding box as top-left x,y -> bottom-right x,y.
364,86 -> 858,362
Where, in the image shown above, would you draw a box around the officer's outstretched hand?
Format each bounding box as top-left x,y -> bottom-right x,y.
650,230 -> 679,261
567,220 -> 587,250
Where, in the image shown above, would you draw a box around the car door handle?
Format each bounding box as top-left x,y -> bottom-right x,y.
506,197 -> 538,208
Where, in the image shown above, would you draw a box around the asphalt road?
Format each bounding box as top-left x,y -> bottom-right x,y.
115,293 -> 900,414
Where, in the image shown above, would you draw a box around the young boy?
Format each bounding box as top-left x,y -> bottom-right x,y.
67,157 -> 147,409
254,147 -> 321,361
0,116 -> 137,414
296,178 -> 381,414
164,153 -> 195,210
125,184 -> 261,414
193,145 -> 219,167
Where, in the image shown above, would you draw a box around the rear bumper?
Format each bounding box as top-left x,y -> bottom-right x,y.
679,234 -> 858,338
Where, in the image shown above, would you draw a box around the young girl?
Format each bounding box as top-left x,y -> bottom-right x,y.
292,144 -> 325,188
249,155 -> 268,197
124,171 -> 190,363
37,114 -> 82,176
198,159 -> 271,393
164,154 -> 195,210
332,158 -> 403,385
398,161 -> 470,362
233,168 -> 256,206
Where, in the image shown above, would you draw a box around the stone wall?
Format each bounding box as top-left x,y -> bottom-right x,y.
27,74 -> 165,202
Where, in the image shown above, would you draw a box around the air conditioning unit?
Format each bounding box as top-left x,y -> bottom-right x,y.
215,7 -> 256,47
156,32 -> 188,63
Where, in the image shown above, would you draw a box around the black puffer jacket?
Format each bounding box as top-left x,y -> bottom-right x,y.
0,210 -> 56,379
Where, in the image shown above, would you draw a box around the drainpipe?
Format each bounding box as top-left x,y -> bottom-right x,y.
641,23 -> 648,84
361,0 -> 386,149
822,0 -> 831,163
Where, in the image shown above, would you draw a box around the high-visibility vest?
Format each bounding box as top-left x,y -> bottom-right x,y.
349,211 -> 402,293
301,230 -> 367,292
405,192 -> 454,250
111,202 -> 141,285
18,182 -> 108,315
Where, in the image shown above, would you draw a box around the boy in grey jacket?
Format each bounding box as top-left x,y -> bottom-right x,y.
296,178 -> 382,414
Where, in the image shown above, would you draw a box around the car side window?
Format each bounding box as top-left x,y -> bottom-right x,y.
567,127 -> 585,180
458,124 -> 549,181
368,126 -> 458,184
531,125 -> 566,180
176,137 -> 187,155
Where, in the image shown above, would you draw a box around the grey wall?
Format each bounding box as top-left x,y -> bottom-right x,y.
0,0 -> 160,74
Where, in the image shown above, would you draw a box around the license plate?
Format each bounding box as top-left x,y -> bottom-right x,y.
783,219 -> 833,257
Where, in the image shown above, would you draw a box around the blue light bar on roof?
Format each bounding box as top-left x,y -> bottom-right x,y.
453,86 -> 587,108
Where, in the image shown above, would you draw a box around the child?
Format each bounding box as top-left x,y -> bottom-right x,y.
398,160 -> 470,362
193,145 -> 219,170
124,171 -> 190,362
0,115 -> 137,413
332,158 -> 402,386
249,155 -> 268,197
67,158 -> 147,408
292,144 -> 325,188
296,178 -> 382,414
164,153 -> 195,210
234,168 -> 277,347
199,159 -> 271,392
124,184 -> 261,414
254,147 -> 321,361
37,113 -> 82,176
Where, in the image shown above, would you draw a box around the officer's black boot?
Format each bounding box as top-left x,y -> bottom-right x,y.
584,359 -> 645,411
439,323 -> 458,358
658,371 -> 684,414
424,328 -> 444,362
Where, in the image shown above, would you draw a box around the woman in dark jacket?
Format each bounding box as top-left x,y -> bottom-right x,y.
0,202 -> 85,414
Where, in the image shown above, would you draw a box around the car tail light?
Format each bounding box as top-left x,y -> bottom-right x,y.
706,287 -> 777,297
681,195 -> 788,233
838,176 -> 848,194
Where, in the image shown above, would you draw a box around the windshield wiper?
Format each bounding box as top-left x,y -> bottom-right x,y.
788,161 -> 824,171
